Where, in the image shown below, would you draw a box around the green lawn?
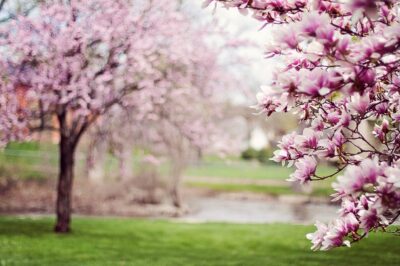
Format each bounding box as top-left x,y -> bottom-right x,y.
186,161 -> 293,179
0,142 -> 337,198
187,182 -> 333,197
0,216 -> 399,266
0,141 -> 337,182
0,142 -> 58,180
185,160 -> 336,180
185,158 -> 336,197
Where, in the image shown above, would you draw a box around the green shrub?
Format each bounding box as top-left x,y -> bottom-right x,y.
257,148 -> 273,164
5,141 -> 40,151
0,141 -> 57,180
241,147 -> 258,160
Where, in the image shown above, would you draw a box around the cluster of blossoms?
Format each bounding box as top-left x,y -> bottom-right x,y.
88,21 -> 232,172
308,158 -> 400,250
0,0 -> 193,144
0,63 -> 28,146
208,0 -> 400,250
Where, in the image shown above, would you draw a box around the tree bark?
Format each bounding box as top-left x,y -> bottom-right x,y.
171,184 -> 182,208
54,134 -> 76,233
170,158 -> 183,208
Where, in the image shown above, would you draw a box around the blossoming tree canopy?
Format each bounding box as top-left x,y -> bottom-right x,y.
86,12 -> 235,206
206,0 -> 400,250
0,0 -> 208,233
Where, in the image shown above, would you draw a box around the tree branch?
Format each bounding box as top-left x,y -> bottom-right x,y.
0,0 -> 7,12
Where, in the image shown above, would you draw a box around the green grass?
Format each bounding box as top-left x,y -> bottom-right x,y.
186,160 -> 336,180
187,182 -> 333,197
185,157 -> 336,197
0,142 -> 337,199
0,141 -> 337,182
0,142 -> 58,180
185,159 -> 337,197
187,182 -> 294,196
186,162 -> 292,179
0,216 -> 399,266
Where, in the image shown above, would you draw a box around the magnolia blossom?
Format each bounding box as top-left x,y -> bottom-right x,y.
386,168 -> 400,188
372,119 -> 390,142
209,0 -> 400,250
288,156 -> 317,183
347,93 -> 370,115
306,221 -> 328,251
333,158 -> 383,196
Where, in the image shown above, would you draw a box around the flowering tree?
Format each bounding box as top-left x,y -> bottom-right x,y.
85,19 -> 241,207
207,0 -> 400,250
0,0 -> 196,233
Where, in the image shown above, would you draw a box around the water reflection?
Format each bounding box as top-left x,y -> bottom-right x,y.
291,204 -> 309,222
179,197 -> 338,224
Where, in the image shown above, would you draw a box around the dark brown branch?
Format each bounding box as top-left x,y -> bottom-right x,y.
30,125 -> 59,132
0,0 -> 7,12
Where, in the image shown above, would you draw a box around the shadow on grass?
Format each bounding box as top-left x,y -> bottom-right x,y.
0,216 -> 54,236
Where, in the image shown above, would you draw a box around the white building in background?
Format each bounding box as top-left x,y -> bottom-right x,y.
249,127 -> 268,150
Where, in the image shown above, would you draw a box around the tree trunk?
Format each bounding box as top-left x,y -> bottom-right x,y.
54,135 -> 76,233
170,159 -> 183,208
171,184 -> 182,208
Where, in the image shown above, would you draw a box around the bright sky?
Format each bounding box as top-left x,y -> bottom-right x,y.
184,1 -> 281,104
183,1 -> 280,148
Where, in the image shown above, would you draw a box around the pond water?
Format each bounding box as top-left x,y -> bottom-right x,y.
178,197 -> 338,224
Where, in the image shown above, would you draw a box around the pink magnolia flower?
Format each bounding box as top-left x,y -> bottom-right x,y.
255,86 -> 282,116
272,149 -> 291,164
308,213 -> 359,251
278,131 -> 297,151
297,128 -> 320,150
203,0 -> 400,250
276,25 -> 300,49
326,112 -> 341,124
338,112 -> 351,128
333,158 -> 382,196
298,69 -> 342,96
354,67 -> 376,88
318,139 -> 336,158
288,156 -> 317,184
306,221 -> 328,251
332,131 -> 345,147
355,38 -> 386,62
372,119 -> 390,142
300,12 -> 331,37
311,118 -> 325,131
386,167 -> 400,188
359,204 -> 384,233
274,69 -> 302,94
272,132 -> 299,164
339,199 -> 358,216
358,195 -> 370,210
335,36 -> 351,58
374,102 -> 389,115
321,214 -> 358,250
347,93 -> 370,115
